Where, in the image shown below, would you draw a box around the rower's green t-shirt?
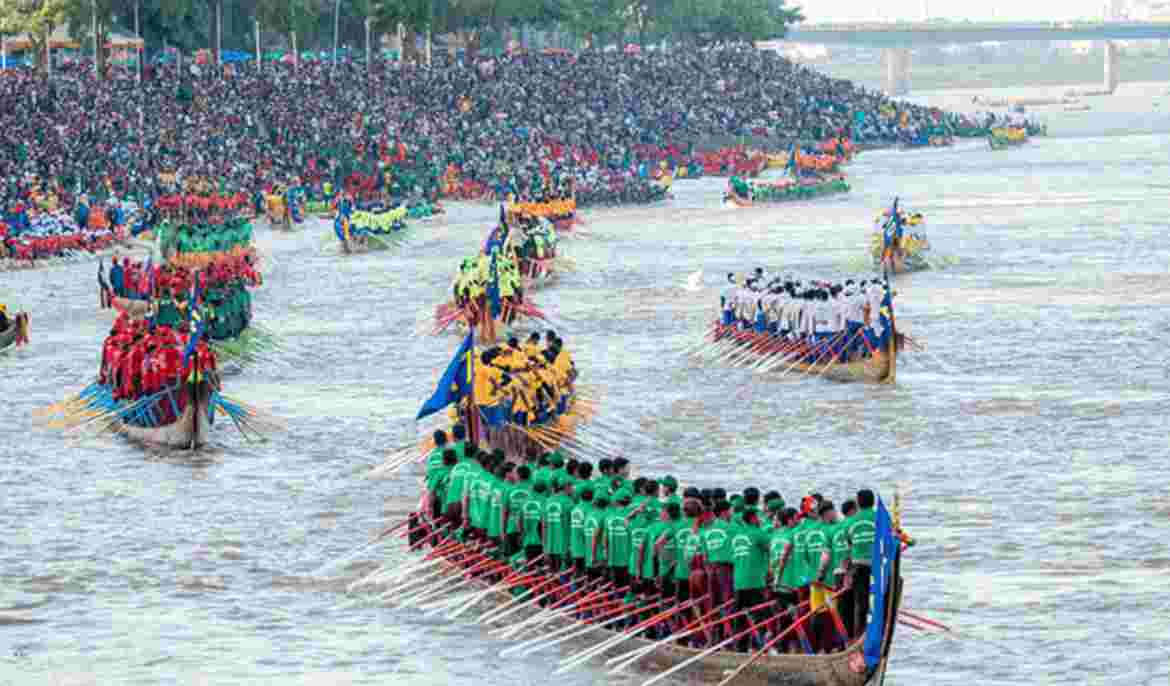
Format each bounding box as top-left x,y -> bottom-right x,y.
584,509 -> 605,568
847,508 -> 877,564
703,519 -> 733,564
569,502 -> 589,559
544,494 -> 572,556
628,515 -> 651,578
521,494 -> 546,548
424,447 -> 445,475
769,527 -> 796,590
731,525 -> 770,591
467,471 -> 489,529
425,465 -> 450,501
830,519 -> 851,575
605,510 -> 631,568
676,519 -> 701,582
443,460 -> 474,509
487,481 -> 509,538
506,482 -> 531,535
648,520 -> 678,579
805,520 -> 830,585
791,518 -> 813,587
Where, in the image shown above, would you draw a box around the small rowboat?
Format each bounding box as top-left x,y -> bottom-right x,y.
388,531 -> 903,686
0,313 -> 30,351
120,381 -> 212,450
709,323 -> 898,384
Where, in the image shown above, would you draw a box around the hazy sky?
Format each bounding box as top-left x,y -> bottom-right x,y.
798,0 -> 1112,23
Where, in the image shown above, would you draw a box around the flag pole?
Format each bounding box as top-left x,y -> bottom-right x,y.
468,325 -> 479,447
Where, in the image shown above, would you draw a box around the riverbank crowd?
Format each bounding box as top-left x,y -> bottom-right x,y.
415,433 -> 879,655
2,44 -> 986,218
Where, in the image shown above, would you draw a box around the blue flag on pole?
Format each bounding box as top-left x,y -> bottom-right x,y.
181,308 -> 205,367
416,331 -> 475,420
877,283 -> 894,349
863,498 -> 898,669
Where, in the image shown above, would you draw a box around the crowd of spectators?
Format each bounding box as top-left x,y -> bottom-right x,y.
0,43 -> 984,215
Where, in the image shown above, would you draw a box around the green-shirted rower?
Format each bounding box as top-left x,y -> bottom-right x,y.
569,487 -> 594,575
543,476 -> 573,571
518,480 -> 548,564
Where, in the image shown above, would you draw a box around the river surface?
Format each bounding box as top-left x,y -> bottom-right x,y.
1,90 -> 1169,686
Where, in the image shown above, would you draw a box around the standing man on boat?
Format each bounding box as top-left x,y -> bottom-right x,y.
768,505 -> 801,653
844,489 -> 877,637
503,465 -> 534,558
730,508 -> 771,652
543,475 -> 573,572
569,483 -> 593,576
809,500 -> 843,652
703,499 -> 734,637
518,479 -> 548,565
833,500 -> 858,634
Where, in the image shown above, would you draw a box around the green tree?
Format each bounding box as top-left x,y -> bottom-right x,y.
257,0 -> 322,58
0,0 -> 70,75
62,0 -> 121,78
369,0 -> 431,62
663,0 -> 800,45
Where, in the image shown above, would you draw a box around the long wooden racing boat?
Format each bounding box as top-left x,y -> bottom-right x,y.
711,324 -> 898,384
396,535 -> 903,686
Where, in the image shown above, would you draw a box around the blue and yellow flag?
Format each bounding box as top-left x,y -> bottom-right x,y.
864,497 -> 899,668
877,283 -> 894,349
181,307 -> 205,367
416,331 -> 475,420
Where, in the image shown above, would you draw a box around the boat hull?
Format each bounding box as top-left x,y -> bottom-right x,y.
874,251 -> 930,274
339,235 -> 392,254
120,384 -> 210,449
401,549 -> 900,686
713,325 -> 897,384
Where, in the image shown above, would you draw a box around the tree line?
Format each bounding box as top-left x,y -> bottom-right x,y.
1,0 -> 802,73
